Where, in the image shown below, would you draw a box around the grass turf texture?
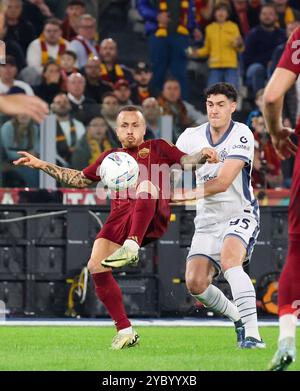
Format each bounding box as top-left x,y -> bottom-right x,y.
0,326 -> 299,371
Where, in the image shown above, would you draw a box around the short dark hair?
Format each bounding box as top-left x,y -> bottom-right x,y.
214,1 -> 231,15
118,105 -> 144,116
67,0 -> 85,7
205,82 -> 238,102
61,50 -> 77,61
44,18 -> 62,29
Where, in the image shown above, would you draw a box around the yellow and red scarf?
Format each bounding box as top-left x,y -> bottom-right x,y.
100,63 -> 125,83
40,34 -> 67,65
156,0 -> 190,37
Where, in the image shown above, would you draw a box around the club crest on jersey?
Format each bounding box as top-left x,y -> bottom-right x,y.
138,148 -> 150,159
218,148 -> 228,162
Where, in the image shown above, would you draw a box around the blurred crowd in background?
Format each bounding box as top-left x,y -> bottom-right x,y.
0,0 -> 299,190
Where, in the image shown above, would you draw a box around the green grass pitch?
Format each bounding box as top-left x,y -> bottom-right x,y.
0,326 -> 299,371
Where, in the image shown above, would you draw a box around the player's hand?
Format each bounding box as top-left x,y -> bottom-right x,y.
13,151 -> 45,169
270,128 -> 297,160
200,148 -> 219,164
0,95 -> 49,123
171,188 -> 196,202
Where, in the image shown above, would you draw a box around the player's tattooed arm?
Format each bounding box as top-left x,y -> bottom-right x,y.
42,163 -> 93,188
13,151 -> 93,188
180,147 -> 218,169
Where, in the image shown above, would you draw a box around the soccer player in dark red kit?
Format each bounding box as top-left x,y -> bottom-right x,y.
263,27 -> 299,371
13,106 -> 217,349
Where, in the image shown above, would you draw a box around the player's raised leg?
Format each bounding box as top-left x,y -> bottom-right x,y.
222,236 -> 265,348
186,256 -> 244,344
88,238 -> 139,349
101,180 -> 159,268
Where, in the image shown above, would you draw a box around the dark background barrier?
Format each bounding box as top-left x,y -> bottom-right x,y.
0,205 -> 288,318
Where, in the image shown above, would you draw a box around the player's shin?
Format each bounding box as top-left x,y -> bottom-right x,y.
224,266 -> 262,341
192,284 -> 240,322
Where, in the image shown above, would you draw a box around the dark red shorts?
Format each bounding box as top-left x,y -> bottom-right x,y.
289,134 -> 300,235
96,198 -> 171,246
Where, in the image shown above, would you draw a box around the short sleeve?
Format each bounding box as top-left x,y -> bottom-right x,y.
176,130 -> 191,154
82,151 -> 111,182
226,127 -> 254,165
156,139 -> 186,165
277,26 -> 300,75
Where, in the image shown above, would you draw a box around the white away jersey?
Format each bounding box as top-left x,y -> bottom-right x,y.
176,121 -> 259,229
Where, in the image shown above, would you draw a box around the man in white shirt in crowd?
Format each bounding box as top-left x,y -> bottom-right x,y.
0,55 -> 34,95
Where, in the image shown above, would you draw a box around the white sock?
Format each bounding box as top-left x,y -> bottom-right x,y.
279,314 -> 297,341
224,266 -> 261,340
118,326 -> 133,335
193,284 -> 240,322
124,239 -> 140,252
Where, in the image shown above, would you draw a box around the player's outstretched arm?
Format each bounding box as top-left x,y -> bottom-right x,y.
13,151 -> 93,188
0,95 -> 49,124
180,147 -> 218,168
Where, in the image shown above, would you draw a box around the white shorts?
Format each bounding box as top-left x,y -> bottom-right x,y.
187,212 -> 260,274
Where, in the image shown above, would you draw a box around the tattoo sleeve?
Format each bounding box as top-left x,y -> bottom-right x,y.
42,163 -> 93,188
180,150 -> 207,169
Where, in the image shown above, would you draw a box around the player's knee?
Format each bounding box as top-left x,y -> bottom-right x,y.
87,258 -> 105,274
185,273 -> 210,295
136,180 -> 158,199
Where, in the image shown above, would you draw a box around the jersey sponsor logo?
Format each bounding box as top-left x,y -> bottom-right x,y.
232,144 -> 250,151
240,136 -> 248,143
198,173 -> 217,182
138,147 -> 150,159
218,148 -> 228,162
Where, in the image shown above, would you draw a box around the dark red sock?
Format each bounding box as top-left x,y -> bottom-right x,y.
92,272 -> 131,331
278,234 -> 300,317
128,192 -> 157,246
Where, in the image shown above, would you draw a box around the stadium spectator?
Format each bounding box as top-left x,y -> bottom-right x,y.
71,116 -> 114,170
113,79 -> 133,106
66,72 -> 99,125
34,61 -> 63,104
0,55 -> 34,95
61,0 -> 85,41
188,2 -> 244,89
131,62 -> 158,105
0,17 -> 26,70
142,97 -> 162,139
60,50 -> 78,90
4,0 -> 37,56
50,92 -> 85,166
243,4 -> 286,96
83,55 -> 112,103
26,18 -> 71,75
0,114 -> 39,187
137,0 -> 202,100
272,0 -> 300,29
263,22 -> 300,372
246,88 -> 264,131
99,38 -> 133,88
22,0 -> 49,35
158,78 -> 206,142
252,115 -> 283,188
229,0 -> 261,36
70,14 -> 99,69
100,92 -> 121,147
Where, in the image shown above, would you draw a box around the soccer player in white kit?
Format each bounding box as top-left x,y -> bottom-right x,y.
176,83 -> 264,348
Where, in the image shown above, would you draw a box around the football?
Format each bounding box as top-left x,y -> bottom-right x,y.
100,152 -> 139,191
